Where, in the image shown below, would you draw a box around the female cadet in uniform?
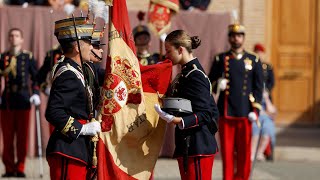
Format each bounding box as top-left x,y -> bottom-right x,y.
154,30 -> 219,180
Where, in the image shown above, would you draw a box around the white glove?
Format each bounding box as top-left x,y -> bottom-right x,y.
29,94 -> 41,106
160,33 -> 167,42
45,87 -> 51,96
218,78 -> 228,91
22,2 -> 28,8
248,112 -> 258,122
79,121 -> 101,136
154,104 -> 175,123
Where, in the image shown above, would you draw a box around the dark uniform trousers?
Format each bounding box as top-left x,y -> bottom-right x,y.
209,51 -> 263,180
0,51 -> 39,174
46,58 -> 96,179
170,58 -> 219,180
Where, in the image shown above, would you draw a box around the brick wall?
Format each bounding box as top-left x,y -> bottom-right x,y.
242,0 -> 266,51
127,0 -> 268,52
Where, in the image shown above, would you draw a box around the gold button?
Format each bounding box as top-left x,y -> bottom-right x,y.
227,85 -> 230,89
245,74 -> 248,78
226,67 -> 230,71
226,56 -> 230,60
244,80 -> 247,83
225,61 -> 229,65
243,92 -> 246,96
226,73 -> 229,77
21,61 -> 25,65
243,86 -> 247,90
22,72 -> 25,76
226,91 -> 230,95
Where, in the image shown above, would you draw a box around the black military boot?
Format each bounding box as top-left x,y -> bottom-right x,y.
16,171 -> 26,178
2,172 -> 16,177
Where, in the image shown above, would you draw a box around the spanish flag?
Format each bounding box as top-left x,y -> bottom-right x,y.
97,0 -> 172,179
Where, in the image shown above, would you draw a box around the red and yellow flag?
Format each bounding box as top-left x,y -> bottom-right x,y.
148,0 -> 179,36
97,0 -> 172,179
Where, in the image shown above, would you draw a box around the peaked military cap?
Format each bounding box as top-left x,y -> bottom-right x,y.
132,25 -> 150,39
54,17 -> 94,41
91,30 -> 106,47
228,23 -> 245,36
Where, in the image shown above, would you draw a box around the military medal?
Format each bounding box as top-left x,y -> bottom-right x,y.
244,58 -> 252,71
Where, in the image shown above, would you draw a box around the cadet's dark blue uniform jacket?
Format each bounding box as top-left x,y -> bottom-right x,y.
45,57 -> 93,165
0,51 -> 39,109
208,50 -> 263,119
170,58 -> 219,157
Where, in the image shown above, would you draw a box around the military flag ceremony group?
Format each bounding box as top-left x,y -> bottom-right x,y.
0,0 -> 275,179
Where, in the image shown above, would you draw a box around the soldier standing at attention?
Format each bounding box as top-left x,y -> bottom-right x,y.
133,11 -> 162,65
0,28 -> 40,178
155,30 -> 219,180
45,17 -> 101,179
208,24 -> 264,180
37,45 -> 63,96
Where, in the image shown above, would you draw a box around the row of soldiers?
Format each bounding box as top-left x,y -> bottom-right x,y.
0,16 -> 274,180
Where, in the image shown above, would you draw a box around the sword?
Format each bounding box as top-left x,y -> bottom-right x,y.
35,105 -> 44,178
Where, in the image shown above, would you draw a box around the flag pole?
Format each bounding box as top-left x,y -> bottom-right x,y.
159,39 -> 163,61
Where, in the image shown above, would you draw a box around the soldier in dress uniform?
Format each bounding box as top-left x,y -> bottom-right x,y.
83,30 -> 105,112
253,43 -> 274,97
155,30 -> 219,180
133,11 -> 162,65
45,17 -> 101,179
208,24 -> 264,180
37,45 -> 63,133
37,45 -> 63,96
251,43 -> 276,161
0,28 -> 40,177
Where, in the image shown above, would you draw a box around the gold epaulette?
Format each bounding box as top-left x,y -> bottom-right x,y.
247,51 -> 259,62
23,50 -> 33,59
